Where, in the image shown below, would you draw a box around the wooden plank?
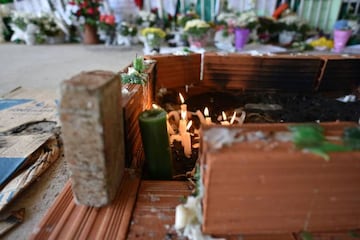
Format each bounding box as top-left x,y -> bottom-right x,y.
29,170 -> 141,240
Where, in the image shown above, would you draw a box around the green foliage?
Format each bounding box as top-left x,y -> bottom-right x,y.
348,230 -> 360,238
343,127 -> 360,150
121,56 -> 148,85
300,231 -> 314,240
289,124 -> 352,160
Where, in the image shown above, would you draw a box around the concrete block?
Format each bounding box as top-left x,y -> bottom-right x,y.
60,70 -> 125,207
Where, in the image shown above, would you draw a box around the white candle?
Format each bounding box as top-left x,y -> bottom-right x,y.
230,111 -> 236,124
179,118 -> 187,134
220,111 -> 230,125
179,93 -> 187,122
204,107 -> 212,124
182,132 -> 191,157
181,120 -> 192,158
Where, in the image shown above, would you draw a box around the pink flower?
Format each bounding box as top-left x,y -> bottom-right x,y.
100,14 -> 107,22
87,8 -> 94,15
105,15 -> 115,25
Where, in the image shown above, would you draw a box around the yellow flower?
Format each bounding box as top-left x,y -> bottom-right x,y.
141,27 -> 166,38
309,37 -> 334,49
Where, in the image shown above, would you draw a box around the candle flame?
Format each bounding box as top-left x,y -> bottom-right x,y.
179,93 -> 185,104
186,120 -> 192,130
181,110 -> 187,120
152,104 -> 160,109
230,111 -> 236,124
222,111 -> 227,121
204,107 -> 209,117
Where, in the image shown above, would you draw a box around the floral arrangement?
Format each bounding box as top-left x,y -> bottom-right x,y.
121,56 -> 148,85
136,10 -> 156,27
35,13 -> 61,37
10,11 -> 35,31
119,21 -> 137,37
98,14 -> 115,34
141,27 -> 165,50
68,0 -> 102,26
9,11 -> 44,44
184,19 -> 210,37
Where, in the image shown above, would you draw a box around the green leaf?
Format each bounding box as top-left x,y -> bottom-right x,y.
289,125 -> 325,147
343,127 -> 360,150
300,231 -> 314,240
349,230 -> 360,238
133,57 -> 145,72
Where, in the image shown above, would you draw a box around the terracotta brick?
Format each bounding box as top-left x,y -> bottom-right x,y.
202,53 -> 324,92
60,70 -> 125,207
145,53 -> 201,91
201,122 -> 360,235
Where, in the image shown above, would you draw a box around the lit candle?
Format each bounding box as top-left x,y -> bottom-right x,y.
182,120 -> 192,158
179,93 -> 187,118
230,111 -> 236,124
139,109 -> 173,179
220,111 -> 230,125
204,107 -> 212,124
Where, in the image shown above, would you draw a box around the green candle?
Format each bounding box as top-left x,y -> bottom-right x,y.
139,109 -> 173,180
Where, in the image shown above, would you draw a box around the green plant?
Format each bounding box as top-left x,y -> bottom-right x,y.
289,124 -> 353,160
121,56 -> 148,85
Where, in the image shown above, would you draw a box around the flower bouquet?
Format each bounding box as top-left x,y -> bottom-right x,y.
68,0 -> 102,26
98,14 -> 116,45
141,27 -> 166,54
35,13 -> 63,44
68,0 -> 102,44
116,21 -> 138,46
183,19 -> 210,49
136,10 -> 156,28
9,11 -> 40,45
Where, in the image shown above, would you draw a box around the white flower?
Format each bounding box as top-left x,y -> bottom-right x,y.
184,19 -> 209,31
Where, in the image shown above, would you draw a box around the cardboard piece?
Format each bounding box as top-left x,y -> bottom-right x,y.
0,87 -> 59,212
